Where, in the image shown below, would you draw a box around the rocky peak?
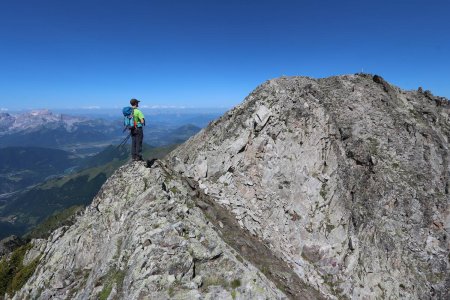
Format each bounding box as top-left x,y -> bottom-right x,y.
28,109 -> 52,117
0,113 -> 14,131
168,74 -> 449,298
6,74 -> 449,299
0,110 -> 88,135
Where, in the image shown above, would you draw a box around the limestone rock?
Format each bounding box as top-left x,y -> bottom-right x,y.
169,74 -> 450,299
10,162 -> 286,300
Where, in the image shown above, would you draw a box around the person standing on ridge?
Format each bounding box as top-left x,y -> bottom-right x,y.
130,98 -> 145,161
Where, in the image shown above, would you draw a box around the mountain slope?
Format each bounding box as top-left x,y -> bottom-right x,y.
10,162 -> 291,299
0,145 -> 176,239
0,147 -> 79,195
6,74 -> 450,299
168,74 -> 450,299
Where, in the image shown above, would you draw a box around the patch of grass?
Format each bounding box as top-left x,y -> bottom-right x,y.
143,178 -> 149,190
74,268 -> 90,287
113,238 -> 123,260
0,243 -> 41,297
321,274 -> 344,295
202,276 -> 229,290
9,255 -> 41,293
168,280 -> 183,298
98,268 -> 126,300
186,200 -> 195,209
260,265 -> 270,276
230,279 -> 241,289
326,224 -> 335,233
168,285 -> 175,297
427,271 -> 446,284
170,186 -> 180,194
320,183 -> 328,199
367,137 -> 380,155
99,284 -> 113,300
235,255 -> 244,264
231,289 -> 237,299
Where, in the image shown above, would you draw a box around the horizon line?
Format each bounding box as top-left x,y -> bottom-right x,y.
0,105 -> 232,112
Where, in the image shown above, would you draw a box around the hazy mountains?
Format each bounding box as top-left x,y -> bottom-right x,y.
0,110 -> 86,133
0,110 -> 119,150
0,109 -> 221,153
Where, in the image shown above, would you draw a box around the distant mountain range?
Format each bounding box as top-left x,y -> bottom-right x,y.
0,110 -> 85,133
0,110 -> 120,150
0,109 -> 216,153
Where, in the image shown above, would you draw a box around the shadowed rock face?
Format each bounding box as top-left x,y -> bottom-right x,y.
8,74 -> 449,299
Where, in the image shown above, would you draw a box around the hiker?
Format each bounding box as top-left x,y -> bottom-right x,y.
129,98 -> 145,161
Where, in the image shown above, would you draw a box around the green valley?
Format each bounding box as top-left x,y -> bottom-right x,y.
0,144 -> 176,240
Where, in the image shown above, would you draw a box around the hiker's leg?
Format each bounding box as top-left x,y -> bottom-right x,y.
131,130 -> 137,159
137,128 -> 143,159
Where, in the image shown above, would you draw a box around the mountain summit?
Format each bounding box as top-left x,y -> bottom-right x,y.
6,74 -> 449,299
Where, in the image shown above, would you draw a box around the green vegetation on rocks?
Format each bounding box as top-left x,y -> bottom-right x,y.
98,268 -> 126,300
25,205 -> 84,239
0,243 -> 41,296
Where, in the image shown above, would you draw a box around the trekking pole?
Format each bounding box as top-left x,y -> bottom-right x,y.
117,133 -> 131,149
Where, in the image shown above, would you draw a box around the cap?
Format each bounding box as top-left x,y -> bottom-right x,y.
130,98 -> 140,106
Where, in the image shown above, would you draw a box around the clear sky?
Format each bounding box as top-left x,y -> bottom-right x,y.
0,0 -> 449,110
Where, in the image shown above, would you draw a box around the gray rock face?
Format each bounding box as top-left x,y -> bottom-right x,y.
11,162 -> 287,299
9,74 -> 449,299
168,75 -> 449,299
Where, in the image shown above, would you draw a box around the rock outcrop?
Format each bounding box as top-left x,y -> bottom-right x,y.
0,235 -> 25,257
10,162 -> 291,299
169,74 -> 450,299
7,74 -> 450,299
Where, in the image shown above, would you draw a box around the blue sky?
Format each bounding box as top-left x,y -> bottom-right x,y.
0,0 -> 449,110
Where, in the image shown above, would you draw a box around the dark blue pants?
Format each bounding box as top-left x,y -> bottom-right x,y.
131,127 -> 143,159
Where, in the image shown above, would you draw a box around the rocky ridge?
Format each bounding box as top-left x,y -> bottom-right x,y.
11,161 -> 290,299
6,74 -> 450,299
169,74 -> 450,299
